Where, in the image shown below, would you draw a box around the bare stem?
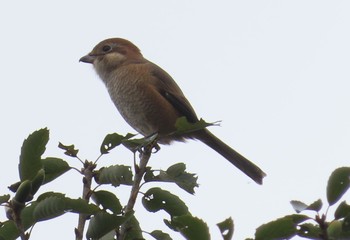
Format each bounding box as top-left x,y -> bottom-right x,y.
118,145 -> 153,240
75,161 -> 95,240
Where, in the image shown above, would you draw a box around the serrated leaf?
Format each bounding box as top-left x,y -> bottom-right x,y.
255,214 -> 309,240
100,133 -> 135,154
174,117 -> 216,135
41,157 -> 70,184
335,201 -> 350,220
144,163 -> 198,194
217,217 -> 234,240
21,202 -> 38,231
297,223 -> 322,238
172,215 -> 210,240
0,195 -> 10,204
58,142 -> 79,157
142,187 -> 188,217
37,192 -> 66,202
92,190 -> 123,214
327,167 -> 350,205
33,195 -> 99,222
65,198 -> 100,215
33,196 -> 66,221
150,230 -> 173,240
19,128 -> 48,181
86,211 -> 132,239
96,165 -> 133,187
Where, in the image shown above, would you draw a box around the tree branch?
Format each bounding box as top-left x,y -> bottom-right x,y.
75,161 -> 95,240
118,145 -> 153,240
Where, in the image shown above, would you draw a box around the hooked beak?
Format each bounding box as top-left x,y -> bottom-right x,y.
79,54 -> 96,64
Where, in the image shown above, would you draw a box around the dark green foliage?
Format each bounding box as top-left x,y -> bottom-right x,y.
250,167 -> 350,240
5,128 -> 350,240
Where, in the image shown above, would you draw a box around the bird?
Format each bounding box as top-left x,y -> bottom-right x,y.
80,38 -> 266,184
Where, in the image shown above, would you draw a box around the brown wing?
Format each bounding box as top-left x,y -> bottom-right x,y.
149,62 -> 199,123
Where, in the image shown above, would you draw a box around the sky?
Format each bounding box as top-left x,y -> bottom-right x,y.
1,1 -> 350,239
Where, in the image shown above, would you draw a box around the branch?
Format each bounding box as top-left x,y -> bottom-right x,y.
118,145 -> 153,240
75,161 -> 95,240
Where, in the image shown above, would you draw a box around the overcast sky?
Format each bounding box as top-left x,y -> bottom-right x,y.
1,1 -> 350,239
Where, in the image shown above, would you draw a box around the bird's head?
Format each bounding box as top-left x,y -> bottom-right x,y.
80,38 -> 143,74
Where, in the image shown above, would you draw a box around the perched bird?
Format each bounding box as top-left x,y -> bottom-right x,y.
80,38 -> 266,184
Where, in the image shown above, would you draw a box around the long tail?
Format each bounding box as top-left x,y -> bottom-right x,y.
194,129 -> 266,184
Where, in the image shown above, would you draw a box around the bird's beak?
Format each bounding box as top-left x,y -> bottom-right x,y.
79,54 -> 96,64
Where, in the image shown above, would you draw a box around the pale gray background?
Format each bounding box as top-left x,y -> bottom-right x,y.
1,1 -> 350,239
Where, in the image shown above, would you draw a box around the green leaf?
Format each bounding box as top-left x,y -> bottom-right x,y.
144,163 -> 198,194
327,167 -> 350,205
37,191 -> 66,202
217,217 -> 234,240
33,195 -> 99,222
0,221 -> 18,240
0,194 -> 10,204
19,128 -> 48,181
33,196 -> 66,222
150,230 -> 173,240
174,117 -> 216,135
92,190 -> 123,214
95,165 -> 133,187
335,201 -> 350,220
307,199 -> 322,212
172,215 -> 210,240
255,214 -> 309,240
290,200 -> 308,213
0,204 -> 37,240
65,198 -> 100,215
343,214 -> 350,231
122,134 -> 157,153
41,157 -> 70,184
328,220 -> 343,239
297,223 -> 322,238
123,216 -> 144,240
290,199 -> 322,213
86,211 -> 132,239
21,202 -> 38,231
58,142 -> 79,157
142,187 -> 188,217
14,180 -> 32,204
30,169 -> 45,196
7,181 -> 21,193
100,133 -> 135,154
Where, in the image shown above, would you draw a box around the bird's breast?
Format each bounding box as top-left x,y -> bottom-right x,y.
103,65 -> 180,138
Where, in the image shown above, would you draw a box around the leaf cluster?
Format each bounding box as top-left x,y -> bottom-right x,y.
0,124 -> 233,240
249,167 -> 350,240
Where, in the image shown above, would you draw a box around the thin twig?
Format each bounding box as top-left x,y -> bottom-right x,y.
118,145 -> 153,240
75,161 -> 95,240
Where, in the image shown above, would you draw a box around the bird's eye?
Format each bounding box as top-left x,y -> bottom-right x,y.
102,45 -> 112,52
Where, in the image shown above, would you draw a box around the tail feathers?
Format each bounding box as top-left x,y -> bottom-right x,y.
195,129 -> 266,185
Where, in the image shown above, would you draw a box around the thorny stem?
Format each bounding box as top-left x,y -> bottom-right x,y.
118,145 -> 153,240
75,161 -> 95,240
